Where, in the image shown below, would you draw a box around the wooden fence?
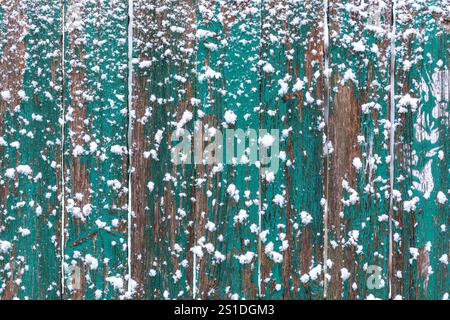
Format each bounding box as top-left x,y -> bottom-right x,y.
0,0 -> 448,300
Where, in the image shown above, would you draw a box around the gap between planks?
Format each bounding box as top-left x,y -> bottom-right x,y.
127,0 -> 134,295
60,0 -> 66,297
388,0 -> 397,300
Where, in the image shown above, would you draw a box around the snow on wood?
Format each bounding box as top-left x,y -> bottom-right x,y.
0,0 -> 447,300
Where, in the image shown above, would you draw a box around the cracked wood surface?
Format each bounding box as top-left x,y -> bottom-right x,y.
63,0 -> 129,299
326,0 -> 392,299
0,0 -> 62,299
0,0 -> 448,300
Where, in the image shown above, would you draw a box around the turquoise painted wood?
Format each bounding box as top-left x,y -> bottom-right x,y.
194,0 -> 260,299
63,0 -> 129,299
259,0 -> 324,299
393,1 -> 449,300
0,0 -> 448,301
326,0 -> 392,299
131,0 -> 197,299
0,0 -> 62,299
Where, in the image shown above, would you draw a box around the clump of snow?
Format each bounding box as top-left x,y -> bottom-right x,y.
106,276 -> 124,290
10,141 -> 20,149
352,40 -> 366,52
0,240 -> 12,253
309,264 -> 322,281
111,145 -> 125,155
196,29 -> 215,39
233,209 -> 249,224
199,220 -> 214,233
300,211 -> 313,225
340,268 -> 351,281
259,230 -> 269,243
263,63 -> 275,73
260,134 -> 275,148
278,79 -> 288,96
190,245 -> 203,258
273,194 -> 285,207
95,219 -> 106,229
198,66 -> 221,82
89,141 -> 98,153
154,130 -> 164,144
18,227 -> 31,237
72,145 -> 85,157
226,183 -> 239,201
343,69 -> 356,84
439,254 -> 448,265
85,254 -> 99,270
94,290 -> 102,300
300,274 -> 310,283
409,247 -> 419,260
1,90 -> 12,102
436,191 -> 447,204
403,197 -> 419,212
264,242 -> 283,263
224,110 -> 237,125
323,140 -> 334,155
352,157 -> 362,171
16,165 -> 33,176
139,60 -> 152,69
398,94 -> 419,113
264,171 -> 275,183
214,251 -> 226,263
82,204 -> 92,217
235,251 -> 255,264
293,78 -> 304,92
5,168 -> 15,179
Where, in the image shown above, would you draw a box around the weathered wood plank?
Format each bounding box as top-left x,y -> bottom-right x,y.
194,0 -> 261,299
1,0 -> 448,302
131,0 -> 197,299
392,1 -> 449,300
63,0 -> 129,299
259,0 -> 325,299
0,0 -> 62,299
326,0 -> 392,299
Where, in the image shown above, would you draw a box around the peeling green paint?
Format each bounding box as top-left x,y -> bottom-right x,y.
63,0 -> 129,300
0,0 -> 62,300
393,1 -> 449,300
0,0 -> 448,301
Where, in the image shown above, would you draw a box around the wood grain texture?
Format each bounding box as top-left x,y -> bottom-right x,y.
0,0 -> 448,301
326,0 -> 392,299
260,0 -> 324,299
194,0 -> 261,300
392,1 -> 449,300
131,0 -> 197,299
196,1 -> 260,299
63,0 -> 129,300
0,0 -> 62,299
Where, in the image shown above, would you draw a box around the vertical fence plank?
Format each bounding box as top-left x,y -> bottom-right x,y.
259,0 -> 325,299
0,0 -> 62,299
393,1 -> 449,300
326,0 -> 392,299
63,0 -> 129,299
131,0 -> 197,299
194,0 -> 261,299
